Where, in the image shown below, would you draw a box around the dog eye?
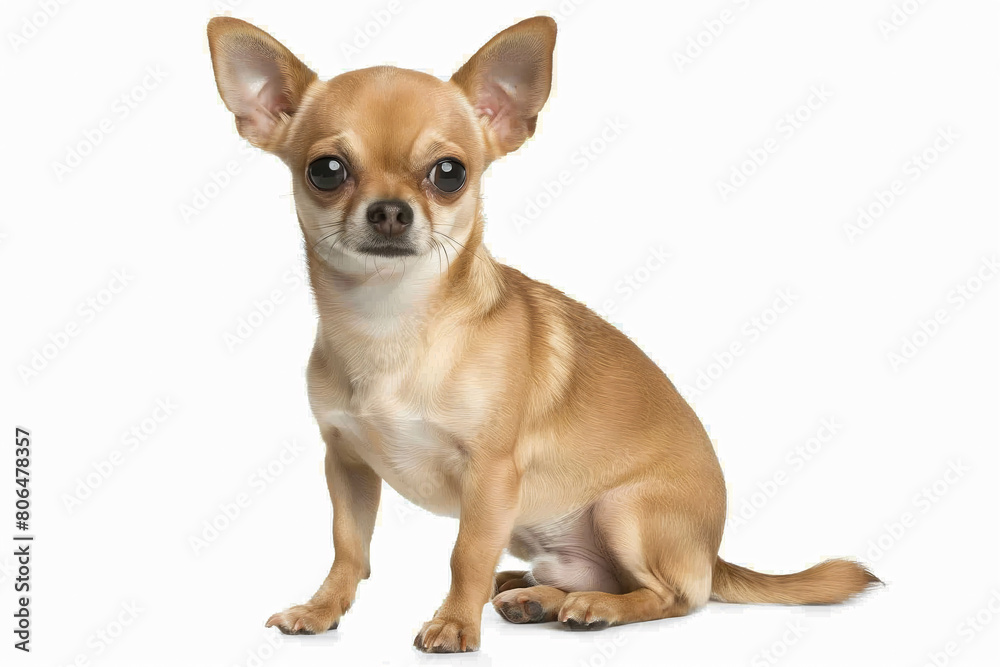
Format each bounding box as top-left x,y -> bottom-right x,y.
308,157 -> 347,190
429,159 -> 466,193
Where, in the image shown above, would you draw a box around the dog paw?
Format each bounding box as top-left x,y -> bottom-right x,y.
265,603 -> 342,635
557,592 -> 612,630
492,589 -> 548,624
492,570 -> 531,595
413,616 -> 479,653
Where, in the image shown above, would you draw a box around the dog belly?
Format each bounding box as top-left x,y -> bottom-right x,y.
320,409 -> 463,517
510,508 -> 621,594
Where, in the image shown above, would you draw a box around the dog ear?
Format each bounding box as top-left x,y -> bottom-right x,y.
451,16 -> 556,157
207,17 -> 317,150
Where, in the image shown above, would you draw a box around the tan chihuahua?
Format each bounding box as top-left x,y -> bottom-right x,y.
207,15 -> 878,653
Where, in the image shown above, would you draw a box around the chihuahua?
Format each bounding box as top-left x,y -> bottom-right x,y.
207,15 -> 878,653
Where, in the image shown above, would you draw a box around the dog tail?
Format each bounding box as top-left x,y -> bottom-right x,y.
711,557 -> 881,605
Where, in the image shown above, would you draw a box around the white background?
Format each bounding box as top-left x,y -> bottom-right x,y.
1,0 -> 998,666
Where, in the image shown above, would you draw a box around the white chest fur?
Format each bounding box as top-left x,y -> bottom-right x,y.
311,253 -> 472,517
320,400 -> 464,517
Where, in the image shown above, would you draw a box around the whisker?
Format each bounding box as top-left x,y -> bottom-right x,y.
311,229 -> 344,251
324,231 -> 346,265
358,258 -> 383,286
434,230 -> 486,264
433,238 -> 444,276
435,237 -> 452,276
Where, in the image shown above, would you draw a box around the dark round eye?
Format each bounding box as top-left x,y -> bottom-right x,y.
429,159 -> 466,193
307,157 -> 347,191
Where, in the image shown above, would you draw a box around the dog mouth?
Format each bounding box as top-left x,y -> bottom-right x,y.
355,239 -> 418,257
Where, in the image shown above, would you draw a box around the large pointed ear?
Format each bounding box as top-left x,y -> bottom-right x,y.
451,16 -> 556,158
207,17 -> 317,150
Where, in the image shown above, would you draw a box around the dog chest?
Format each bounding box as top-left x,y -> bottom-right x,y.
320,403 -> 465,517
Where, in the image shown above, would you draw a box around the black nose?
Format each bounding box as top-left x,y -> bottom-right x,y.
366,199 -> 414,238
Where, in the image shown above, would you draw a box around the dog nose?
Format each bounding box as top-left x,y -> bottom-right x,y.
366,199 -> 413,237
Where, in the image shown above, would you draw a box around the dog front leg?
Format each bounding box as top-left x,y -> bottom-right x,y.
414,458 -> 519,652
267,434 -> 381,634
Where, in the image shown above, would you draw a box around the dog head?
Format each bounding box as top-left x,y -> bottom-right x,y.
207,16 -> 555,270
